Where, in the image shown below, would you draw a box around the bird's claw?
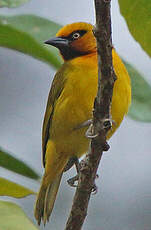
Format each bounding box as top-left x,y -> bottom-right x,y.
67,174 -> 79,187
92,183 -> 98,194
74,119 -> 98,139
85,124 -> 98,139
91,174 -> 99,194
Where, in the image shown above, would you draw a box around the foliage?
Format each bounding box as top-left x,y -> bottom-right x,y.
118,0 -> 151,58
0,0 -> 30,8
0,201 -> 38,230
125,62 -> 151,122
0,15 -> 61,69
0,148 -> 39,179
0,177 -> 36,198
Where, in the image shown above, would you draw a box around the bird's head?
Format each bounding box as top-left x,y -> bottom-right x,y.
45,22 -> 97,61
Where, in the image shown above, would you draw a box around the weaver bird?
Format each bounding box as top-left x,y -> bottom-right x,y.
34,22 -> 131,225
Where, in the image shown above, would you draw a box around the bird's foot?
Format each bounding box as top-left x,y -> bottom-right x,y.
64,156 -> 79,172
67,175 -> 98,195
66,157 -> 80,187
91,174 -> 99,194
92,182 -> 98,194
67,174 -> 79,187
74,119 -> 92,131
85,123 -> 98,139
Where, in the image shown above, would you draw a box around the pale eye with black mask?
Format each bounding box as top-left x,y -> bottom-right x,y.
69,30 -> 87,41
72,32 -> 81,40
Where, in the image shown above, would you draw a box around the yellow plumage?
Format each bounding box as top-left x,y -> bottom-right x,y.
34,22 -> 131,225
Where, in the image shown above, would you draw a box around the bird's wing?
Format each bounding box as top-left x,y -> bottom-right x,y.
42,68 -> 66,167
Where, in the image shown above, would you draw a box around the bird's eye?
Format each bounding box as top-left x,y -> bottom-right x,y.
72,32 -> 80,40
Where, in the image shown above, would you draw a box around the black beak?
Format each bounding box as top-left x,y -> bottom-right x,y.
44,37 -> 69,49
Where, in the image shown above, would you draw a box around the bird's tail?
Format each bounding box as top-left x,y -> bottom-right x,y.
34,173 -> 63,225
34,140 -> 69,225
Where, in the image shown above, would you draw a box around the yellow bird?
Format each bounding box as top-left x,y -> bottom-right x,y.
34,22 -> 131,225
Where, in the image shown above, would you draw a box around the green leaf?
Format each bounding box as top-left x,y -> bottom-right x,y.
124,61 -> 151,122
0,148 -> 40,180
0,177 -> 36,198
0,14 -> 62,42
0,0 -> 30,8
0,15 -> 62,68
0,200 -> 38,230
118,0 -> 151,57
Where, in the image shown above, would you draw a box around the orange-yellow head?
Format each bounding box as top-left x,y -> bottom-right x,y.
45,22 -> 97,61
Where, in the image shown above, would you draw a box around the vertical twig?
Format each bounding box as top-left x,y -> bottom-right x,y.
65,0 -> 116,229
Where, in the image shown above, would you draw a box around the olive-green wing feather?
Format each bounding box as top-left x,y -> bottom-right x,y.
42,67 -> 66,167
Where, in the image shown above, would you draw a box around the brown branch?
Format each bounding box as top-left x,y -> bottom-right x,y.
65,0 -> 116,229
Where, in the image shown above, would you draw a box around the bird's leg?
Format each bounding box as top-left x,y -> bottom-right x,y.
85,123 -> 98,139
74,119 -> 99,138
85,119 -> 117,140
74,119 -> 92,130
67,174 -> 79,187
67,118 -> 104,190
64,156 -> 78,172
67,157 -> 80,187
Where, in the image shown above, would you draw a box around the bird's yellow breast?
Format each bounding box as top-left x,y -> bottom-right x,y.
49,49 -> 131,157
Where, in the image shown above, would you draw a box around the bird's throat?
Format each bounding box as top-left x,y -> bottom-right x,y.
59,47 -> 89,61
